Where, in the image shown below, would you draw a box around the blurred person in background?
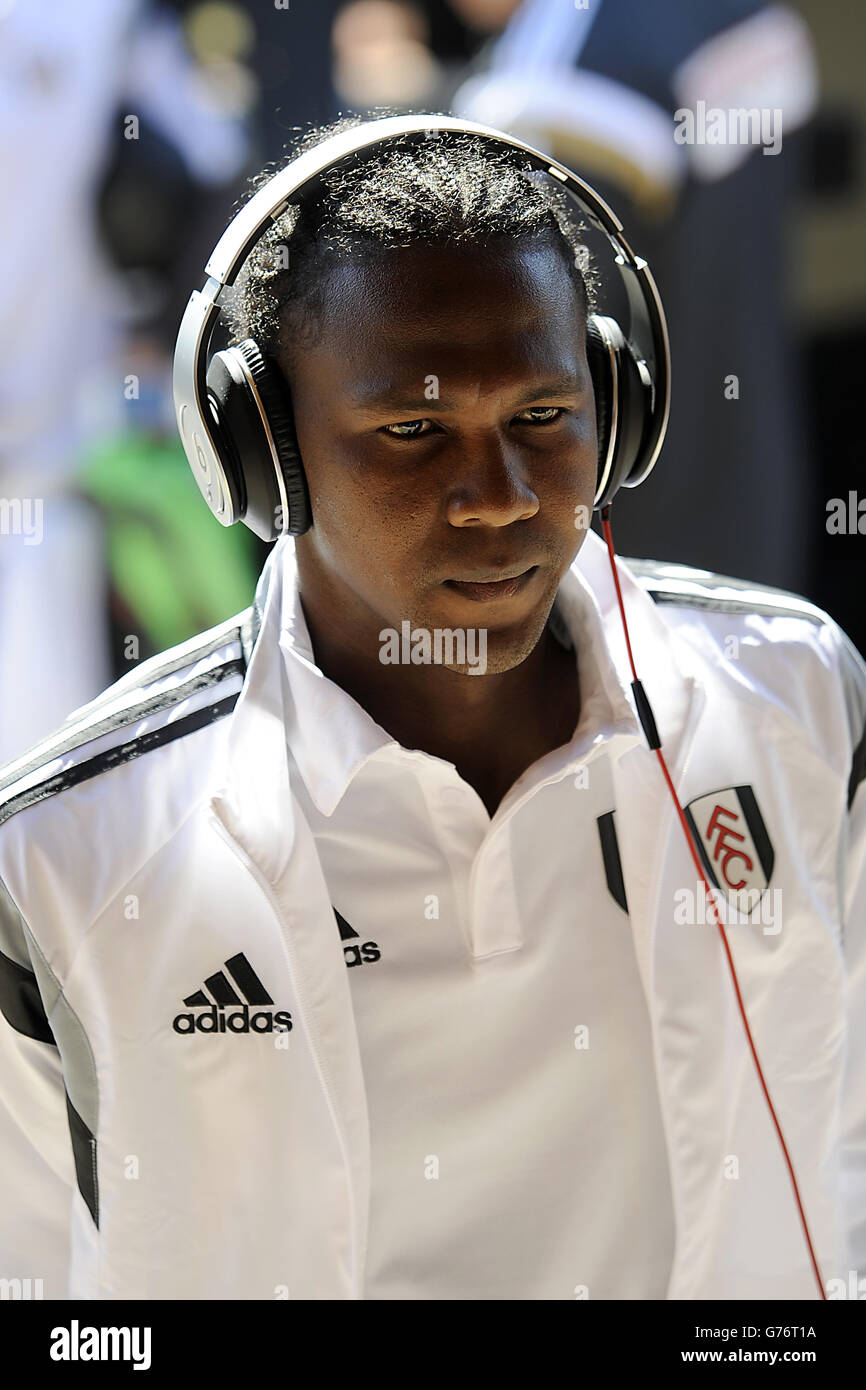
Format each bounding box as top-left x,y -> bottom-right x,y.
0,0 -> 250,765
450,0 -> 820,595
332,1 -> 443,110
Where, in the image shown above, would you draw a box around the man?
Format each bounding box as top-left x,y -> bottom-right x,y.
0,115 -> 864,1301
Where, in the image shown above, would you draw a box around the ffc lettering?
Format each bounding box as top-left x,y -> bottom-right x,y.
705,804 -> 753,890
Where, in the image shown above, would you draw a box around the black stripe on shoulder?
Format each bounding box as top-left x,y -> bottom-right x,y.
649,590 -> 826,626
849,722 -> 866,811
62,618 -> 248,728
0,694 -> 239,831
0,655 -> 245,801
20,611 -> 247,739
0,604 -> 252,798
622,558 -> 826,628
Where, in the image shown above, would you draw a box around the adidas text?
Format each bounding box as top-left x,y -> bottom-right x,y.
173,1004 -> 292,1035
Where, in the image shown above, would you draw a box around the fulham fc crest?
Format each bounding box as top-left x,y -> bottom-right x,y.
684,785 -> 775,914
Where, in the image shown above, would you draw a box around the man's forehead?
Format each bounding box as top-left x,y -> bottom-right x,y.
306,240 -> 585,384
314,237 -> 583,330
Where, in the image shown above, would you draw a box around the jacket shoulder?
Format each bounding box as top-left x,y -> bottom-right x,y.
0,604 -> 260,834
624,557 -> 866,803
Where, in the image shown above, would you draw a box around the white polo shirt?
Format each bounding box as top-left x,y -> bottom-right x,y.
280,558 -> 677,1299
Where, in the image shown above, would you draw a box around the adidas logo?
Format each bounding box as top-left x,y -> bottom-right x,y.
335,909 -> 381,968
172,953 -> 292,1036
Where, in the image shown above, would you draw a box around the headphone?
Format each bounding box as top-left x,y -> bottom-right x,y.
173,113 -> 671,543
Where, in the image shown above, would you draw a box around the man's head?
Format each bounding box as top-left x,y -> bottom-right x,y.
225,115 -> 600,677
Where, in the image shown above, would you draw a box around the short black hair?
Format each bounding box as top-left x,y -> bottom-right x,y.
223,111 -> 598,361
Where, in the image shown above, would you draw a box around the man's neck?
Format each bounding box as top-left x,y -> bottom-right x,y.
297,599 -> 581,817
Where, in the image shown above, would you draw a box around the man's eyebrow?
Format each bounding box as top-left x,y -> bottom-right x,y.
348,376 -> 586,415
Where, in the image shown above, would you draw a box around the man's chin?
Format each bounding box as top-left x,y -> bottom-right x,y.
411,590 -> 557,678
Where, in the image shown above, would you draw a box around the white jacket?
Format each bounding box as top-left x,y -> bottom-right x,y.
1,528 -> 864,1300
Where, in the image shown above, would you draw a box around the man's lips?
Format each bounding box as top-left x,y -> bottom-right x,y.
443,565 -> 539,603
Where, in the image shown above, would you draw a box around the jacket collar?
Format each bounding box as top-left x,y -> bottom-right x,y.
275,537 -> 646,817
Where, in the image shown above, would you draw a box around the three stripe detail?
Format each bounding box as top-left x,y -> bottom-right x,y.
183,953 -> 273,1008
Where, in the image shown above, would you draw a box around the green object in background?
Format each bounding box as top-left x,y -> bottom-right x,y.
78,432 -> 261,653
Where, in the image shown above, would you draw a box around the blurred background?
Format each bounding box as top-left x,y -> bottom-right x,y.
0,0 -> 863,764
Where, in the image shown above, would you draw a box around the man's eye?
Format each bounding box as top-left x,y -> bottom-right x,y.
515,407 -> 567,424
381,419 -> 434,438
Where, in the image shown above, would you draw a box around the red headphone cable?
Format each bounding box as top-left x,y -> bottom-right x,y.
599,504 -> 826,1301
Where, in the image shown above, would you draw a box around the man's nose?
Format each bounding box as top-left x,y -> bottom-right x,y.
445,435 -> 540,527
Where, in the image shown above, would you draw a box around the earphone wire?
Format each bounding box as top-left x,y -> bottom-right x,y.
599,504 -> 827,1301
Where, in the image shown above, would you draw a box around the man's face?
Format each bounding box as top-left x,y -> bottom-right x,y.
282,235 -> 598,674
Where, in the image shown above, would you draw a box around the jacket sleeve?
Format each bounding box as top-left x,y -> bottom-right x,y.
0,873 -> 75,1299
837,629 -> 866,1281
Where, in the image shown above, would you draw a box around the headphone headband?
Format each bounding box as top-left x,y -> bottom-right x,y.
173,114 -> 670,527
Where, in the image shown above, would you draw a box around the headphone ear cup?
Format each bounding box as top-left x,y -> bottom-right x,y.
237,340 -> 312,538
586,313 -> 653,510
205,340 -> 312,541
586,315 -> 612,491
